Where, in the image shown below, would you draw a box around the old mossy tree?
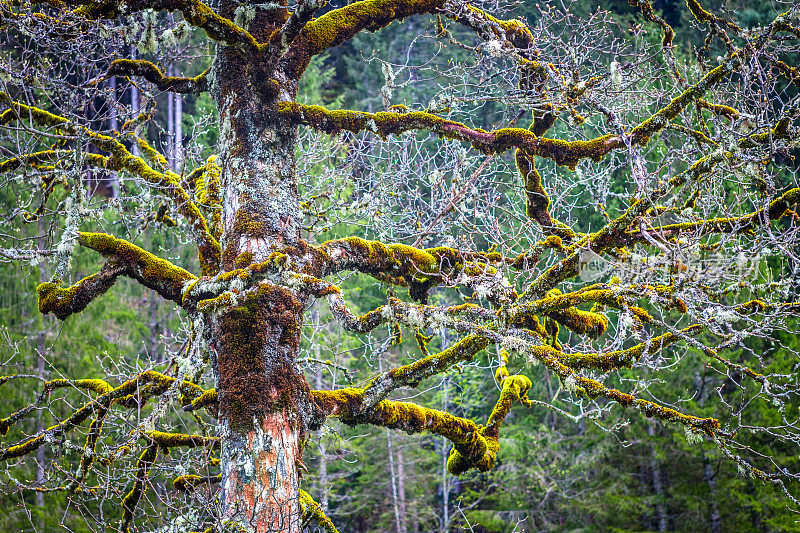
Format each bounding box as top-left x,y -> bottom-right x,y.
2,0 -> 800,531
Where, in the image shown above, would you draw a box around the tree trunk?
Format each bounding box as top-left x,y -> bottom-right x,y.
440,327 -> 450,533
396,443 -> 408,533
174,87 -> 182,173
702,450 -> 722,533
388,430 -> 402,533
312,308 -> 329,514
107,76 -> 119,198
647,422 -> 668,532
35,230 -> 46,508
316,365 -> 329,514
210,25 -> 321,531
129,45 -> 140,158
147,292 -> 159,362
167,63 -> 174,171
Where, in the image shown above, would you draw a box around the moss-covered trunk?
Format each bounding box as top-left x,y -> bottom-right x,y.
211,22 -> 318,531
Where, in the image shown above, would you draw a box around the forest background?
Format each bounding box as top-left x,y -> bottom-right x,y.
1,0 -> 799,531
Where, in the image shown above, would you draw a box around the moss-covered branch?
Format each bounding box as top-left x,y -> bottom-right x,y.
293,0 -> 446,74
514,148 -> 577,239
300,490 -> 340,533
440,1 -> 536,54
120,444 -> 157,533
559,325 -> 703,371
37,232 -> 196,320
313,378 -> 529,475
524,343 -> 721,437
621,187 -> 800,245
279,101 -> 621,169
105,59 -> 208,94
447,373 -> 531,475
185,155 -> 222,240
173,473 -> 222,491
37,260 -> 126,320
291,0 -> 540,77
318,235 -> 515,304
359,334 -> 488,409
281,58 -> 736,168
505,285 -> 661,328
0,93 -> 221,273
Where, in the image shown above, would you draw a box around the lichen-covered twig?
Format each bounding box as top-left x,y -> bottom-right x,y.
73,0 -> 261,57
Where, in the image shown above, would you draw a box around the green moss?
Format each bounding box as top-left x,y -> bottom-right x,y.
108,59 -> 209,93
300,490 -> 340,533
234,250 -> 254,268
77,232 -> 195,302
281,102 -> 623,169
173,474 -> 222,492
146,430 -> 218,450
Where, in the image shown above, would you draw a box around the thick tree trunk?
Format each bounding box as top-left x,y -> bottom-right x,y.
210,23 -> 320,530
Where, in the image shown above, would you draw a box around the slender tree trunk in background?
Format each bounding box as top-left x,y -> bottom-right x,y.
166,63 -> 174,171
647,423 -> 668,532
694,372 -> 722,533
108,77 -> 119,198
35,229 -> 46,508
210,12 -> 321,530
174,88 -> 182,173
702,451 -> 722,533
440,336 -> 449,533
147,293 -> 159,362
388,430 -> 402,533
129,45 -> 140,158
439,326 -> 450,532
396,444 -> 408,533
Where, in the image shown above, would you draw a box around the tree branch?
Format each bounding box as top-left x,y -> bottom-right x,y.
73,0 -> 261,57
102,59 -> 208,94
37,232 -> 196,320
